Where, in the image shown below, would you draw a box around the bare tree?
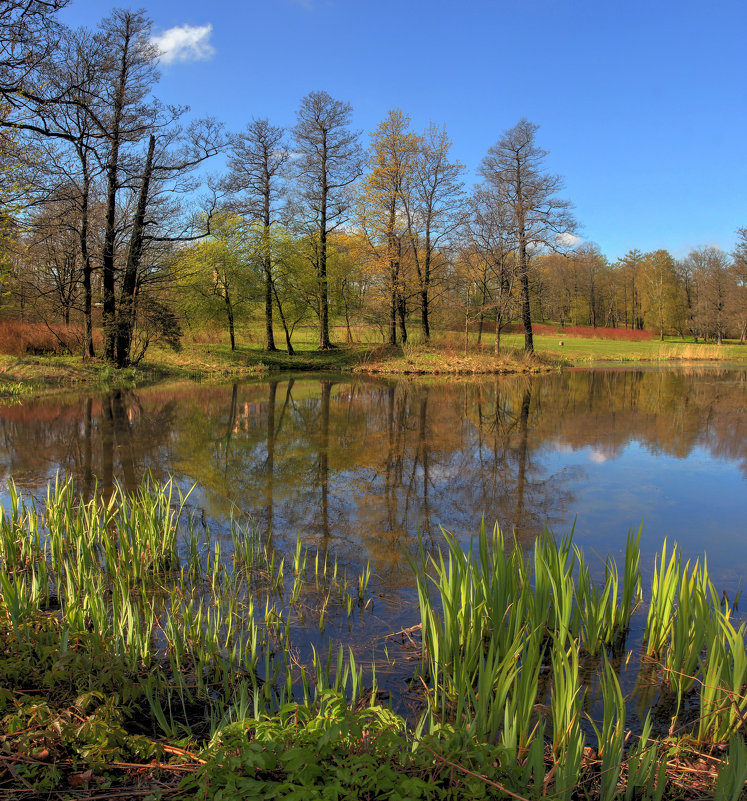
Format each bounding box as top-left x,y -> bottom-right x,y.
94,9 -> 160,361
732,229 -> 747,343
404,123 -> 465,341
113,117 -> 224,367
292,91 -> 362,349
225,118 -> 289,352
479,119 -> 575,353
686,247 -> 732,344
0,1 -> 73,292
22,200 -> 82,328
85,11 -> 223,367
29,27 -> 108,358
466,185 -> 519,353
0,0 -> 70,105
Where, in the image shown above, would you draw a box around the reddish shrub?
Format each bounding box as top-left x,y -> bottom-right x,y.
0,319 -> 101,356
556,325 -> 656,341
505,322 -> 655,341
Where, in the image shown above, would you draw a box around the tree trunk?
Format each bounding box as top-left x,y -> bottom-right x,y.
271,280 -> 294,355
420,288 -> 430,341
102,29 -> 130,362
318,135 -> 331,349
263,172 -> 277,351
343,284 -> 353,344
516,169 -> 533,353
397,292 -> 407,344
116,134 -> 155,368
80,164 -> 94,359
388,289 -> 397,346
225,289 -> 235,351
264,252 -> 277,350
477,280 -> 487,345
520,247 -> 533,353
421,242 -> 431,341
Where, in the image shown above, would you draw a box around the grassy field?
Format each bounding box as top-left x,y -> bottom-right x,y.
0,323 -> 744,396
514,334 -> 747,363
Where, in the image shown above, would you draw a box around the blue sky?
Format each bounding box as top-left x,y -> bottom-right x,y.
59,0 -> 747,261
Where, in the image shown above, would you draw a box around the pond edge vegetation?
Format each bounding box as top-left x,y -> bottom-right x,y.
0,478 -> 746,799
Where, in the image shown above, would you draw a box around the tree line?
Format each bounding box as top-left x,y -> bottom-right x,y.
1,1 -> 745,367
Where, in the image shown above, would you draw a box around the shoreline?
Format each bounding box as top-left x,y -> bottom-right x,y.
0,339 -> 745,398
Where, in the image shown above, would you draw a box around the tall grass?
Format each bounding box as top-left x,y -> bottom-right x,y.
0,318 -> 101,355
0,476 -> 374,740
412,521 -> 746,798
1,480 -> 745,799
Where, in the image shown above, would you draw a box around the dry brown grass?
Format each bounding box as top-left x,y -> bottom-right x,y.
353,339 -> 550,375
0,318 -> 101,356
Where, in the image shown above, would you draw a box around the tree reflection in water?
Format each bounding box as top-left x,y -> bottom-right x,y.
0,368 -> 744,588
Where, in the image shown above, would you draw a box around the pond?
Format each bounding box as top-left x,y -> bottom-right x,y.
1,366 -> 746,730
1,366 -> 744,595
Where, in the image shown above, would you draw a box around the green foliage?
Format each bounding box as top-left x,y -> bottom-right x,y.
714,735 -> 747,801
0,610 -> 162,793
589,656 -> 627,801
172,212 -> 263,330
181,692 -> 546,800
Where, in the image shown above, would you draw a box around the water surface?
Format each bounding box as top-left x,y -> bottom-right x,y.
1,366 -> 744,595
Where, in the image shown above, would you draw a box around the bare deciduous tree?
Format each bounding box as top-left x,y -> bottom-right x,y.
0,0 -> 70,105
685,247 -> 732,344
466,185 -> 519,353
480,119 -> 575,353
225,119 -> 289,352
94,9 -> 160,361
292,91 -> 362,349
403,123 -> 465,341
732,229 -> 747,343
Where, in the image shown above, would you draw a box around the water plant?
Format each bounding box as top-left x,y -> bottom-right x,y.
589,656 -> 627,801
1,478 -> 745,799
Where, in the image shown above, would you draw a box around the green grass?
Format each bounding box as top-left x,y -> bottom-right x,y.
1,322 -> 745,397
500,332 -> 747,363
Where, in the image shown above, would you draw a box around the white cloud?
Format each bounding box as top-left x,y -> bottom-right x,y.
588,447 -> 618,464
555,232 -> 582,249
151,24 -> 215,65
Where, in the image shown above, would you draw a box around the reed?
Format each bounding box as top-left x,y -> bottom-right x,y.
624,713 -> 669,801
589,656 -> 626,801
0,475 -> 376,742
662,558 -> 713,731
714,735 -> 747,801
645,539 -> 680,657
549,637 -> 585,801
697,609 -> 747,743
2,478 -> 745,800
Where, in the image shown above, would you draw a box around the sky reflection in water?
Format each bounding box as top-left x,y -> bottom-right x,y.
0,366 -> 744,596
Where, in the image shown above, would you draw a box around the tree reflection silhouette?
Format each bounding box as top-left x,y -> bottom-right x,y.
0,369 -> 743,578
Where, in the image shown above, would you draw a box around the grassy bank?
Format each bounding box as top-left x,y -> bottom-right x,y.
1,479 -> 746,799
0,323 -> 745,397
